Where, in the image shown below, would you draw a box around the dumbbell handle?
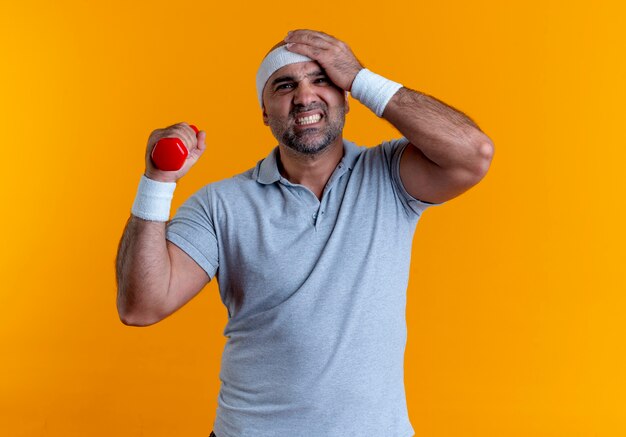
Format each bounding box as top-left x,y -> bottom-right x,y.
151,124 -> 199,171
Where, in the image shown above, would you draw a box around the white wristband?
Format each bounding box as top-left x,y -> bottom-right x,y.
131,175 -> 176,222
350,68 -> 403,117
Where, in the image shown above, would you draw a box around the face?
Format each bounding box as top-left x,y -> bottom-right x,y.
262,61 -> 349,156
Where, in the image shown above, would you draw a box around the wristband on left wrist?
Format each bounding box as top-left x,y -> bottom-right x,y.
350,68 -> 403,117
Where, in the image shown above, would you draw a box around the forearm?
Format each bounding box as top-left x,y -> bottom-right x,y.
115,215 -> 171,326
383,87 -> 493,175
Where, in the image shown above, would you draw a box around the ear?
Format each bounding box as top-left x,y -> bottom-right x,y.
344,91 -> 350,114
262,105 -> 269,126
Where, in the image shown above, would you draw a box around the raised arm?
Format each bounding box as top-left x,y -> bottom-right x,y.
284,29 -> 494,204
383,88 -> 494,204
115,123 -> 210,326
115,217 -> 209,326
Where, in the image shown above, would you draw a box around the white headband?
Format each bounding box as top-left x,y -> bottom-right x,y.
256,45 -> 313,108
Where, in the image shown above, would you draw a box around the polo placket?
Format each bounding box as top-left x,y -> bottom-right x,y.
253,140 -> 361,230
278,178 -> 318,226
313,161 -> 349,229
279,158 -> 350,230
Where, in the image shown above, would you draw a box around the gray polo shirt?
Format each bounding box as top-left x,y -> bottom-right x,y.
166,137 -> 443,437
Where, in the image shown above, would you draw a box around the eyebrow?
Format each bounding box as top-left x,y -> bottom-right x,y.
270,70 -> 326,87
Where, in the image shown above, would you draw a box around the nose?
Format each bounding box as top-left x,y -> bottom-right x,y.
293,80 -> 318,107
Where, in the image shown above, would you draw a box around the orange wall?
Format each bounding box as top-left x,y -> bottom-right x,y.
1,0 -> 624,435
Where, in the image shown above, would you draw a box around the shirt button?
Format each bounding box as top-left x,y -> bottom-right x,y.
313,213 -> 317,219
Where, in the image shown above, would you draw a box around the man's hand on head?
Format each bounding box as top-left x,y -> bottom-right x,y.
284,29 -> 363,92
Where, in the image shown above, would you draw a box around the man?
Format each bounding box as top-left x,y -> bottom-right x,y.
116,29 -> 494,437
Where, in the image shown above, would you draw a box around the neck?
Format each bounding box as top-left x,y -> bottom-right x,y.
277,137 -> 344,200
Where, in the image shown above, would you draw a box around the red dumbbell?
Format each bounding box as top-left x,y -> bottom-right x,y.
151,124 -> 199,171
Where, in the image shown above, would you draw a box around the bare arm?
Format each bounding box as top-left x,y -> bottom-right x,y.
116,216 -> 168,325
115,215 -> 210,326
115,122 -> 210,326
284,30 -> 495,204
383,88 -> 494,204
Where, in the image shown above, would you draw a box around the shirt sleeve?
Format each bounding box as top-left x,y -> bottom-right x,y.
382,137 -> 446,217
165,185 -> 219,280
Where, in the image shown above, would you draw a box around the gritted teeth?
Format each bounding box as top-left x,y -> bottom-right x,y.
296,114 -> 322,125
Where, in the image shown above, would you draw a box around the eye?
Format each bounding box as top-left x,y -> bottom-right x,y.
276,83 -> 294,91
314,77 -> 329,84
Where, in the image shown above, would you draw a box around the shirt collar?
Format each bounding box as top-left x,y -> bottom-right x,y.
254,139 -> 362,185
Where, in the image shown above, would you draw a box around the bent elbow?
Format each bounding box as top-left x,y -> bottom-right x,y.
118,311 -> 162,327
471,136 -> 495,180
117,290 -> 165,327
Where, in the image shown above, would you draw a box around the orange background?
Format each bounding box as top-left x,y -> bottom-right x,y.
1,0 -> 625,436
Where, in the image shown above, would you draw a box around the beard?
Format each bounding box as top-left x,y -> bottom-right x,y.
268,103 -> 346,156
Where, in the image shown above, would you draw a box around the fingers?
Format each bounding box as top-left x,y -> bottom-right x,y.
284,29 -> 362,91
284,30 -> 336,54
144,122 -> 205,182
197,130 -> 206,149
284,28 -> 355,62
286,29 -> 336,46
179,122 -> 197,152
190,130 -> 207,160
159,122 -> 198,152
